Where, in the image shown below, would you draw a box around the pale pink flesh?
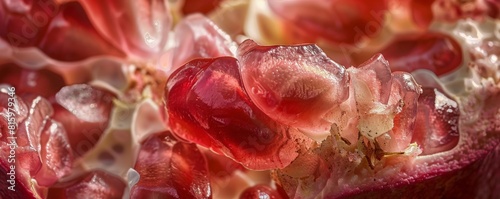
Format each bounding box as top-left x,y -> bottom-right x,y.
350,56 -> 423,152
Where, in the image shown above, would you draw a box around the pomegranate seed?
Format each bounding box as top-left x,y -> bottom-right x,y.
165,57 -> 305,170
412,87 -> 460,155
240,184 -> 287,199
379,32 -> 463,76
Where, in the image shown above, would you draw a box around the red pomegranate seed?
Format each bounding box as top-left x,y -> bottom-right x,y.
238,40 -> 349,135
35,119 -> 74,187
0,64 -> 66,99
165,57 -> 305,170
131,133 -> 211,199
47,170 -> 126,199
379,32 -> 463,76
412,87 -> 460,155
52,84 -> 114,157
240,184 -> 287,199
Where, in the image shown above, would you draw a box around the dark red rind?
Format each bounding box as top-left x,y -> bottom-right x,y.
340,143 -> 500,199
300,89 -> 500,198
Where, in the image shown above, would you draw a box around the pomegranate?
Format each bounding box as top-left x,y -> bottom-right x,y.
163,37 -> 499,198
0,0 -> 499,199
